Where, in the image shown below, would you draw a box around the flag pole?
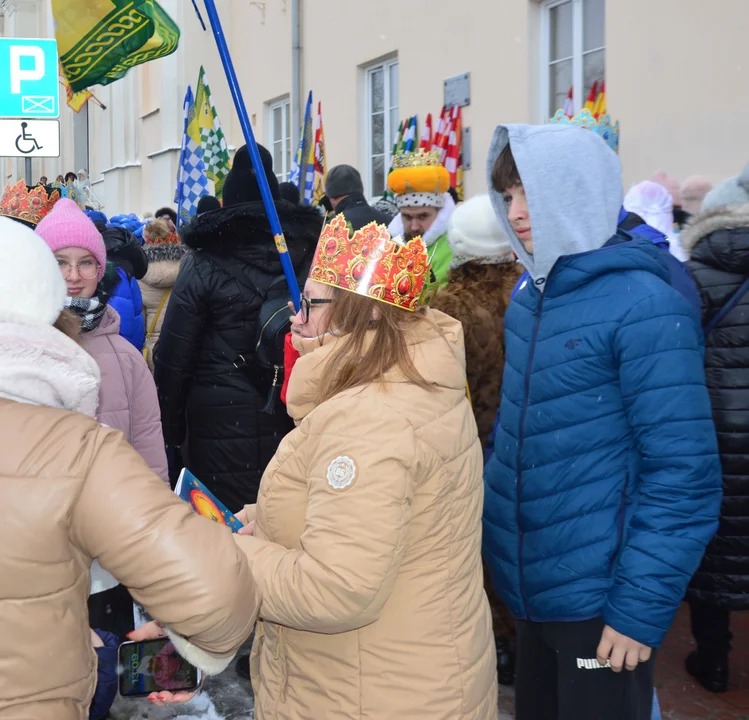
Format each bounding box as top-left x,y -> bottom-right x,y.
201,0 -> 301,310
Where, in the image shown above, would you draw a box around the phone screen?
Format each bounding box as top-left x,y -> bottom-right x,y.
118,638 -> 200,697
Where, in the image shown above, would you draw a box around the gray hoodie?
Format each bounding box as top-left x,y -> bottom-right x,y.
486,124 -> 623,286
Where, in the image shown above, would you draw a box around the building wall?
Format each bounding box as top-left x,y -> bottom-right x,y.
1,0 -> 747,214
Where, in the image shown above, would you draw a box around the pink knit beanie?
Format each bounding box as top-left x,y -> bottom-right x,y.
650,171 -> 683,208
35,199 -> 107,281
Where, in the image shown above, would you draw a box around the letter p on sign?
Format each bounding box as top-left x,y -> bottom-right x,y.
10,46 -> 44,94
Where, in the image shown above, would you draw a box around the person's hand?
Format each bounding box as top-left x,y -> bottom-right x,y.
237,520 -> 256,536
235,507 -> 256,536
126,622 -> 202,706
596,625 -> 652,672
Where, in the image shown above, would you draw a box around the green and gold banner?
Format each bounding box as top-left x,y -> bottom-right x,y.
53,0 -> 180,93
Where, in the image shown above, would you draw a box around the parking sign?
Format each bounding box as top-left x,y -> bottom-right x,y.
0,38 -> 60,119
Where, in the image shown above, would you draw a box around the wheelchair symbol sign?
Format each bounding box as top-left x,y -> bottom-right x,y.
15,122 -> 43,154
0,119 -> 59,158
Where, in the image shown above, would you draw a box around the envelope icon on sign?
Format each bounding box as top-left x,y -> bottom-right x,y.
22,96 -> 55,113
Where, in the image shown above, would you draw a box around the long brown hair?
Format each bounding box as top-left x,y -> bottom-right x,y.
53,309 -> 81,342
317,290 -> 434,403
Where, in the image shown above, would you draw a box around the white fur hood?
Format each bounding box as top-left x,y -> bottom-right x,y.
0,322 -> 100,416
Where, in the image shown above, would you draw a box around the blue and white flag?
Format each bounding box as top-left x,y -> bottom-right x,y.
175,85 -> 209,225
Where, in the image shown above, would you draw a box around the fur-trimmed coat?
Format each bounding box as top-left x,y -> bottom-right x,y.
431,262 -> 524,447
154,201 -> 321,510
683,204 -> 749,609
138,241 -> 187,370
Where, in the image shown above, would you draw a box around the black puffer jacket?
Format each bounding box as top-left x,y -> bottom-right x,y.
154,200 -> 321,509
684,204 -> 749,609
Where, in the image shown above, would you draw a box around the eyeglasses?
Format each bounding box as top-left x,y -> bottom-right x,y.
57,259 -> 99,280
300,294 -> 333,323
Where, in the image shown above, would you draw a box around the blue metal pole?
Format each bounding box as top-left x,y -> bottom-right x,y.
201,0 -> 301,310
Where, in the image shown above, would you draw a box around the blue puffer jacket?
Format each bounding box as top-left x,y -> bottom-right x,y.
109,268 -> 145,351
483,123 -> 722,649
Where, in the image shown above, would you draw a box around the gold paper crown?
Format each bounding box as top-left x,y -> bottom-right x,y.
0,181 -> 60,228
392,148 -> 443,169
310,215 -> 430,312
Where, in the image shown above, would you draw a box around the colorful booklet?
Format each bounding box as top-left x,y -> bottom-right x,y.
174,468 -> 244,533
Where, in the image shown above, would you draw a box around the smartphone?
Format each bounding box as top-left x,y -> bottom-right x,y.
117,637 -> 202,698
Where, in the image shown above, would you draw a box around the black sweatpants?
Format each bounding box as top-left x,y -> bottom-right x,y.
689,598 -> 732,661
515,617 -> 654,720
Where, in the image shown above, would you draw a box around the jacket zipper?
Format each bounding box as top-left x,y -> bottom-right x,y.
515,284 -> 545,620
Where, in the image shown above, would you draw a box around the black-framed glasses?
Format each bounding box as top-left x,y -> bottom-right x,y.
300,294 -> 333,323
57,258 -> 99,280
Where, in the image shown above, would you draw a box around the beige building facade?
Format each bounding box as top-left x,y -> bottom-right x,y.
1,0 -> 747,215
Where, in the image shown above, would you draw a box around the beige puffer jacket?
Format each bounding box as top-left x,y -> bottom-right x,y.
237,309 -> 497,720
0,399 -> 259,719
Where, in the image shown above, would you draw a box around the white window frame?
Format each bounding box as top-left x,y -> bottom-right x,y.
267,97 -> 291,182
364,58 -> 398,200
540,0 -> 605,121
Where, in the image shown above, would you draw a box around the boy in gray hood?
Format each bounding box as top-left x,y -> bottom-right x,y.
482,124 -> 722,720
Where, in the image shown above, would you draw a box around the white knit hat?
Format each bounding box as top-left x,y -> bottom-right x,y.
447,194 -> 515,269
0,216 -> 66,326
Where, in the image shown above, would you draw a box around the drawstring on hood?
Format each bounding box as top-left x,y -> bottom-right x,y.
486,124 -> 623,286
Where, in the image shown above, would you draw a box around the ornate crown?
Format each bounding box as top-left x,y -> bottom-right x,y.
549,109 -> 620,153
57,181 -> 82,208
310,214 -> 430,312
0,180 -> 60,228
392,148 -> 443,169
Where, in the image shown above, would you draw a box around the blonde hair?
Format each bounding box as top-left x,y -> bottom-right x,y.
144,218 -> 171,243
317,290 -> 434,403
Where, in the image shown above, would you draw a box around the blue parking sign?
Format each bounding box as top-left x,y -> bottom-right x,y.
0,38 -> 60,119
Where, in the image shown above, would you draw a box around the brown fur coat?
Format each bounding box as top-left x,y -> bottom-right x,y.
431,262 -> 524,446
431,261 -> 524,640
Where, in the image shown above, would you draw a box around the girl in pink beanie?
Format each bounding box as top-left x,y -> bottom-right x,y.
36,199 -> 107,282
35,196 -> 169,645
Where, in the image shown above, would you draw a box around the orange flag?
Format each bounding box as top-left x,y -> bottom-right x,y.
583,81 -> 599,112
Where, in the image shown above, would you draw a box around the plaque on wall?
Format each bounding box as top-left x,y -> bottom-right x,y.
444,72 -> 470,108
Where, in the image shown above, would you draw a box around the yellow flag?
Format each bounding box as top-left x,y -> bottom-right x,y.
53,0 -> 179,93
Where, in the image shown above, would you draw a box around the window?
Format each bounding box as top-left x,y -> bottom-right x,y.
268,98 -> 291,182
542,0 -> 605,118
365,59 -> 399,199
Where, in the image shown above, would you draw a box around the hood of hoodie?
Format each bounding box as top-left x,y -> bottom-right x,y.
487,124 -> 623,286
180,199 -> 322,273
682,203 -> 749,274
101,226 -> 149,280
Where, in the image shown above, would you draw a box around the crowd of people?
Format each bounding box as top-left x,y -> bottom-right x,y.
0,118 -> 747,720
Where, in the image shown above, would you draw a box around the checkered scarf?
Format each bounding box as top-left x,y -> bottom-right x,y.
64,293 -> 107,333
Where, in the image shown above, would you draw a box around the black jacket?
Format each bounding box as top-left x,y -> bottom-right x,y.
684,204 -> 749,609
154,200 -> 321,509
334,193 -> 392,229
101,226 -> 148,280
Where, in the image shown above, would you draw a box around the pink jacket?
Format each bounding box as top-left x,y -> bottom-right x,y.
83,306 -> 169,483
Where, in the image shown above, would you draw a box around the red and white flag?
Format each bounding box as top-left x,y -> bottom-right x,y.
431,106 -> 448,155
420,113 -> 433,151
564,85 -> 573,117
444,105 -> 462,191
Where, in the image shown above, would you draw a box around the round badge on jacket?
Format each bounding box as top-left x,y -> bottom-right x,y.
326,456 -> 357,490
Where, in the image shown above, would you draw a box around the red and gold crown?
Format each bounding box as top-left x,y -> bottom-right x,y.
310,214 -> 430,312
0,181 -> 60,228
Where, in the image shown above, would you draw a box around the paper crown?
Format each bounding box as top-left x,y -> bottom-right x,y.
549,109 -> 620,153
388,149 -> 450,196
0,180 -> 60,228
310,214 -> 430,312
